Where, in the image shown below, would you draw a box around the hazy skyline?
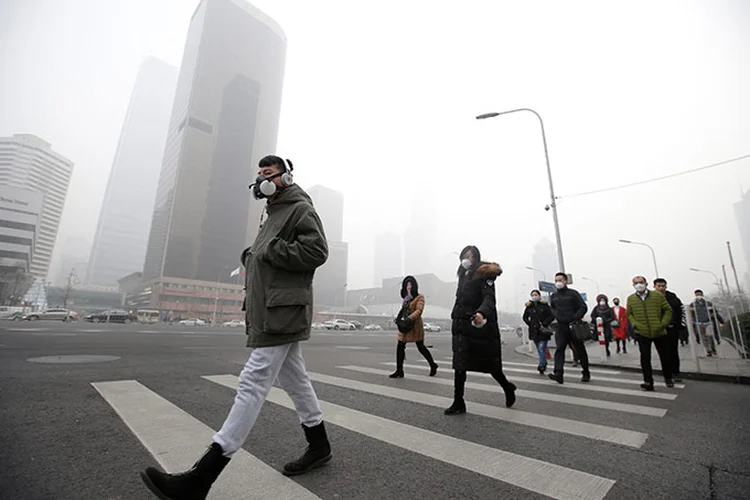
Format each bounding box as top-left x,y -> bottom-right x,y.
1,0 -> 749,308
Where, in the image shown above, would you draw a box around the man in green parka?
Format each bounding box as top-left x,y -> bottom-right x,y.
626,275 -> 674,391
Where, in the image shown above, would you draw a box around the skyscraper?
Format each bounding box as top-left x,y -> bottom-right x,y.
403,198 -> 437,276
140,0 -> 286,319
374,232 -> 403,285
308,185 -> 347,307
0,185 -> 42,303
87,57 -> 178,286
87,57 -> 177,286
531,238 -> 558,286
0,133 -> 74,278
734,189 -> 750,293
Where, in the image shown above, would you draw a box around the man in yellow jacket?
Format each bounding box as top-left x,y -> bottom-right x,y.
626,275 -> 674,391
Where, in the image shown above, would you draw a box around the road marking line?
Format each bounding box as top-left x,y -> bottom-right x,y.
339,366 -> 667,417
334,346 -> 371,350
390,363 -> 678,401
204,375 -> 615,500
500,361 -> 622,375
91,380 -> 321,500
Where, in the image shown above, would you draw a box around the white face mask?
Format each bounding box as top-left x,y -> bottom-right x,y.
461,258 -> 472,270
634,283 -> 646,293
531,296 -> 541,302
555,281 -> 565,290
599,301 -> 606,306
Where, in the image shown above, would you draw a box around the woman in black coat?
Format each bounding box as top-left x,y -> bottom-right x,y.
445,245 -> 516,415
590,294 -> 615,357
522,290 -> 555,374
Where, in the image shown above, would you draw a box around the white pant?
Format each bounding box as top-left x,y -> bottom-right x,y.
212,342 -> 323,456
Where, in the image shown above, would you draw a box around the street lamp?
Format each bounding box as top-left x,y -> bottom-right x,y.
525,266 -> 547,282
619,239 -> 659,278
477,108 -> 565,273
689,268 -> 725,296
581,276 -> 600,296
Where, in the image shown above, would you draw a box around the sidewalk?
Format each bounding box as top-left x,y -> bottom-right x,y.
515,338 -> 750,384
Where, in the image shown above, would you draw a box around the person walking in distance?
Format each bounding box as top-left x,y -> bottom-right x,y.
445,245 -> 516,415
611,297 -> 629,354
548,272 -> 590,384
389,275 -> 438,378
688,289 -> 725,357
626,276 -> 674,391
591,294 -> 615,357
140,156 -> 332,500
654,278 -> 685,382
523,289 -> 555,374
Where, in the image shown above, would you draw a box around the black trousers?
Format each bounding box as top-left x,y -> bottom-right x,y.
395,340 -> 435,370
637,335 -> 672,384
453,368 -> 512,400
666,327 -> 681,376
553,323 -> 590,376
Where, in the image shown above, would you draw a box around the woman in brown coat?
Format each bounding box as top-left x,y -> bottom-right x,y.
389,276 -> 439,378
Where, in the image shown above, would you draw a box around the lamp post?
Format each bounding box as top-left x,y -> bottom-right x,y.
619,239 -> 659,278
581,276 -> 600,296
689,268 -> 725,297
525,266 -> 547,282
477,109 -> 565,273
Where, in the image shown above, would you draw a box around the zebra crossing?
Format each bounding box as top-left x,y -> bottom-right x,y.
92,357 -> 686,500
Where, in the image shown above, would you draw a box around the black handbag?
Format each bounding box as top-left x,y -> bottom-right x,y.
538,326 -> 554,342
572,320 -> 592,341
395,304 -> 413,334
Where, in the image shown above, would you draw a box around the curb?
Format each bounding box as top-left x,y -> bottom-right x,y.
513,345 -> 750,385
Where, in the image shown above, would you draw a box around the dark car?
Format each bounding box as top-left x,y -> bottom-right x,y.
85,310 -> 137,324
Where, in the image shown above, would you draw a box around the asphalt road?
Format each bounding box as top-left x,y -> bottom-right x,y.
1,321 -> 749,500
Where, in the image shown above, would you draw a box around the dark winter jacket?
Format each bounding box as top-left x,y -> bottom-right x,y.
591,305 -> 615,342
549,287 -> 587,325
663,290 -> 686,331
523,300 -> 554,342
241,184 -> 328,348
451,262 -> 503,373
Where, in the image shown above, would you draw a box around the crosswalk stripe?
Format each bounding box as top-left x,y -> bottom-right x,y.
339,365 -> 668,417
266,372 -> 646,448
204,375 -> 616,500
500,361 -> 621,375
91,380 -> 322,500
391,363 -> 678,401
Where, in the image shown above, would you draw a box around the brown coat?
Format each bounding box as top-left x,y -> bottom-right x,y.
398,294 -> 425,342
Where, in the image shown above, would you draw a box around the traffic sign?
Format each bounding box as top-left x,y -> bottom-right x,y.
538,281 -> 556,294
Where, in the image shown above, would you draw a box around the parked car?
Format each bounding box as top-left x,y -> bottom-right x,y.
324,319 -> 355,331
179,318 -> 206,326
84,310 -> 137,324
348,320 -> 364,330
364,324 -> 383,331
222,319 -> 245,327
312,322 -> 327,330
424,322 -> 442,332
23,308 -> 78,322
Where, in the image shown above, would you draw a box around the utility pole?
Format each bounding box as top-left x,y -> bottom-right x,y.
727,241 -> 748,313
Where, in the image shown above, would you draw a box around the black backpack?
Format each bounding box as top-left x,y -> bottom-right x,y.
394,304 -> 414,334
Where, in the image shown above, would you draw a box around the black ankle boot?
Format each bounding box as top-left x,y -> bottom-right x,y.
504,382 -> 517,408
429,363 -> 438,377
548,372 -> 564,384
390,341 -> 406,378
444,399 -> 466,415
140,442 -> 229,500
282,422 -> 332,476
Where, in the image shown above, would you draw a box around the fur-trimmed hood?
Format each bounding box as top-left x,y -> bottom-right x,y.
473,262 -> 502,280
525,299 -> 548,307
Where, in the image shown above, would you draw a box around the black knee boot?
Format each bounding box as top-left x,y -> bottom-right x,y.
445,371 -> 467,415
390,341 -> 405,378
416,341 -> 438,376
141,442 -> 230,500
491,370 -> 517,408
282,422 -> 332,476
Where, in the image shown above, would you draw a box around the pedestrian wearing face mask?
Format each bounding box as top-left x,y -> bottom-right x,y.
653,278 -> 685,382
548,272 -> 590,384
687,290 -> 725,358
591,294 -> 615,357
140,156 -> 332,500
445,245 -> 516,415
389,275 -> 439,379
626,276 -> 673,391
523,290 -> 555,374
611,297 -> 629,354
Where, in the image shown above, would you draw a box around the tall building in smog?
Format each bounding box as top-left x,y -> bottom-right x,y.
307,185 -> 348,307
734,189 -> 750,293
403,198 -> 437,276
0,134 -> 74,279
0,185 -> 43,303
87,57 -> 178,286
374,232 -> 402,285
531,238 -> 558,286
139,0 -> 286,320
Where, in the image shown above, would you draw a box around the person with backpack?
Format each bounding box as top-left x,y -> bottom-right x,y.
444,245 -> 516,415
523,289 -> 554,374
389,275 -> 438,378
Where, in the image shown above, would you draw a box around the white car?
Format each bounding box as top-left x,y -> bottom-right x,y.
324,319 -> 355,331
179,318 -> 206,326
424,323 -> 442,332
222,320 -> 245,327
312,322 -> 327,330
364,324 -> 383,331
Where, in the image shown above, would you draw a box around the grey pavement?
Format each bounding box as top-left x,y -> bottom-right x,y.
516,336 -> 750,383
1,321 -> 749,499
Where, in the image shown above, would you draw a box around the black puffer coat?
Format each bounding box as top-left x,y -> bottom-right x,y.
451,261 -> 503,373
523,300 -> 554,342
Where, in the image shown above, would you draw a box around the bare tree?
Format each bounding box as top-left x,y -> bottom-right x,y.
62,268 -> 80,309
